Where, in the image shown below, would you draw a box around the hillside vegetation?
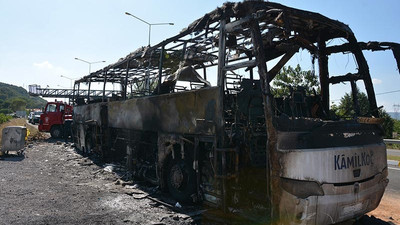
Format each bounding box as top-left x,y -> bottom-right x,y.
0,82 -> 47,114
0,113 -> 12,124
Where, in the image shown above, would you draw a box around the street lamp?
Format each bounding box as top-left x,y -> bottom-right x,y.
74,58 -> 106,74
125,12 -> 174,46
60,75 -> 77,90
59,76 -> 77,104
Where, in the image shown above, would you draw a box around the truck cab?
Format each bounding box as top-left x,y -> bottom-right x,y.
39,101 -> 73,138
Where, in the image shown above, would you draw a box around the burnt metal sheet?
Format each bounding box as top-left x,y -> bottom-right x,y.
107,87 -> 221,134
316,175 -> 387,224
74,102 -> 105,126
279,173 -> 387,224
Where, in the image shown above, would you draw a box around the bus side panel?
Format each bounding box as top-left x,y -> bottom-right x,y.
107,87 -> 221,134
73,102 -> 104,126
73,102 -> 104,150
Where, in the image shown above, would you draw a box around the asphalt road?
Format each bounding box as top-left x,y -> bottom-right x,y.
387,148 -> 400,157
386,148 -> 400,196
27,120 -> 38,129
387,165 -> 400,196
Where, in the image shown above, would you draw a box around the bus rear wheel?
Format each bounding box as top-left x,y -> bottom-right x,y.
167,158 -> 196,203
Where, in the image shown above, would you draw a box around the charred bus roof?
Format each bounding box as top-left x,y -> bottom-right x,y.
76,1 -> 354,82
73,1 -> 400,116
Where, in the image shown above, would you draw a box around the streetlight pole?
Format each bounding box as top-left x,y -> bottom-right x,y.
57,75 -> 76,103
74,58 -> 106,74
60,75 -> 76,90
125,12 -> 174,46
60,75 -> 78,104
125,12 -> 173,94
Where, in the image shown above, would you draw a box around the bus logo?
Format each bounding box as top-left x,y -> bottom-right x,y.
334,151 -> 373,170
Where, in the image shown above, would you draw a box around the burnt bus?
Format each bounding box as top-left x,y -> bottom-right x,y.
71,1 -> 400,224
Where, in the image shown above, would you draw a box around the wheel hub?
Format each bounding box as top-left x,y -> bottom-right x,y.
171,164 -> 184,189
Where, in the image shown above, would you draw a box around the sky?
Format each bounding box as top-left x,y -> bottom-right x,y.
1,0 -> 400,111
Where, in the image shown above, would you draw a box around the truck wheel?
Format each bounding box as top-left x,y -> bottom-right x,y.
50,126 -> 63,139
167,158 -> 196,203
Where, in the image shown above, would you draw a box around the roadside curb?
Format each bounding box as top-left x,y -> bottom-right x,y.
388,160 -> 400,167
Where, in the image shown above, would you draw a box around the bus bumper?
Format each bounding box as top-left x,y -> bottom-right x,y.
279,169 -> 388,225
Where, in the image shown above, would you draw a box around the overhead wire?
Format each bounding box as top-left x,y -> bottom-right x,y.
375,89 -> 400,96
330,89 -> 400,103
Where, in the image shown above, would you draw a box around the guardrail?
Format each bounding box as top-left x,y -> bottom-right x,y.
384,139 -> 400,145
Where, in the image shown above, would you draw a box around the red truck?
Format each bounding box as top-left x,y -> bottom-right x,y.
39,101 -> 73,138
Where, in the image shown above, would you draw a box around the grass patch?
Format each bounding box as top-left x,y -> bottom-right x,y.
387,155 -> 400,161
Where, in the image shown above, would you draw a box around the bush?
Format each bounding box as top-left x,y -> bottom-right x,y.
0,113 -> 12,124
0,108 -> 12,114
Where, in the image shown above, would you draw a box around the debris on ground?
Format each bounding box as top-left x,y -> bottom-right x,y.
0,139 -> 197,225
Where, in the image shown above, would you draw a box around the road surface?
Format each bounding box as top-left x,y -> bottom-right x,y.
387,164 -> 400,196
387,148 -> 400,157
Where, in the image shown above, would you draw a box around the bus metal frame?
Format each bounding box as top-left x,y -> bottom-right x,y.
71,2 -> 400,224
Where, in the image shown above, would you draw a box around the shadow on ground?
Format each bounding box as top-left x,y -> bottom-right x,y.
0,153 -> 25,162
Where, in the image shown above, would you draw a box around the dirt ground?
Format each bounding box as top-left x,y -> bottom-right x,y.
0,139 -> 199,225
368,193 -> 400,225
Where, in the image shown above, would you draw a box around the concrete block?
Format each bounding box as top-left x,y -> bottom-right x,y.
1,126 -> 27,152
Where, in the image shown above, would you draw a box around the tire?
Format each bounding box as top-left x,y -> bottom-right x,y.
50,126 -> 63,139
167,158 -> 196,203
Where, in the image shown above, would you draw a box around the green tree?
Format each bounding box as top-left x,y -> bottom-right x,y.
0,108 -> 11,114
379,109 -> 394,138
336,91 -> 370,117
335,90 -> 394,138
272,64 -> 319,97
10,98 -> 27,111
2,100 -> 11,109
0,82 -> 47,111
393,119 -> 400,135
